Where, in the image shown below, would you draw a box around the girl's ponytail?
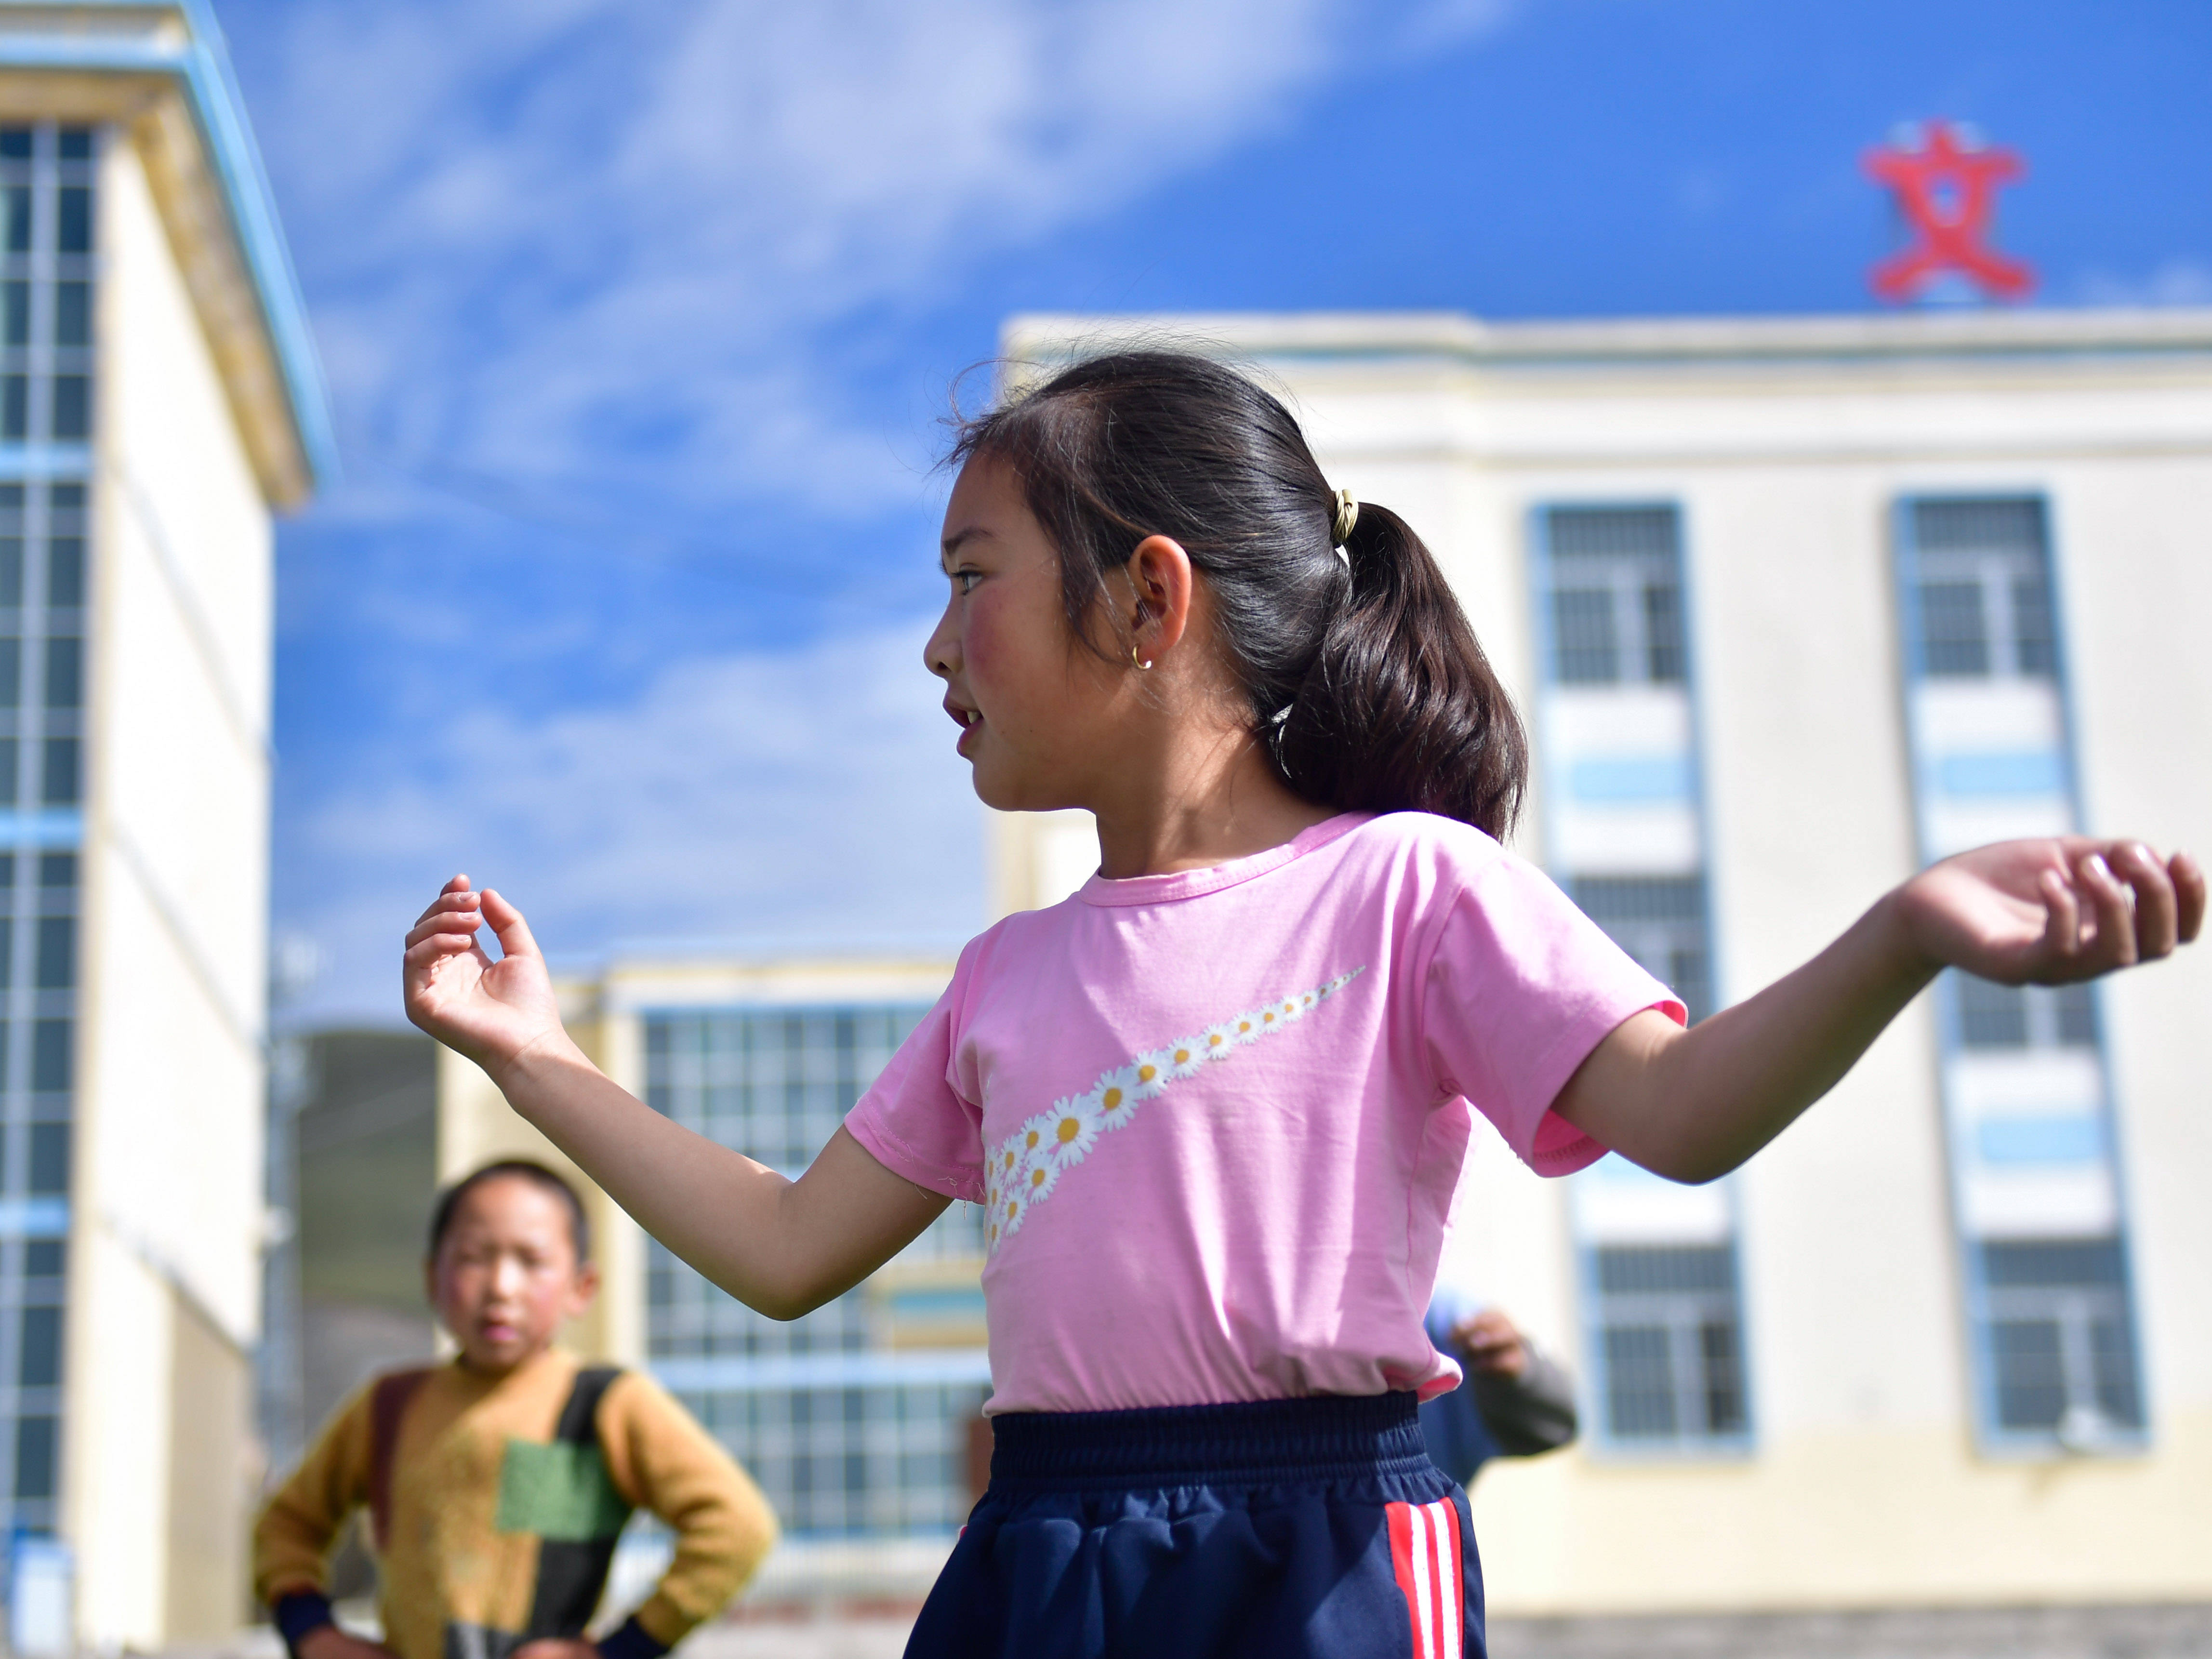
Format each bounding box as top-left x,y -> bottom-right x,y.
1274,504 -> 1526,839
951,349 -> 1528,841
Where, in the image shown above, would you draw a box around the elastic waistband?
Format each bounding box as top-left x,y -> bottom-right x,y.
988,1393 -> 1430,1492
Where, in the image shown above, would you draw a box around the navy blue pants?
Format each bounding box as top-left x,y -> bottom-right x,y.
907,1393 -> 1483,1659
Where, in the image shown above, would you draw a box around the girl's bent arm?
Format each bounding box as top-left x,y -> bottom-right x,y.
1553,837 -> 2202,1184
404,877 -> 948,1318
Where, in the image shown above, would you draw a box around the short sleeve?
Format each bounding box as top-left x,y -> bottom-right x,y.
844,982 -> 986,1203
1420,853 -> 1684,1177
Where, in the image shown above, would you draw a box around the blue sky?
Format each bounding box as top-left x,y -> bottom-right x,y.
214,0 -> 2212,1026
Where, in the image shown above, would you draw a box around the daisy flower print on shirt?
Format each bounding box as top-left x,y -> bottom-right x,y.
1158,1038 -> 1206,1083
983,968 -> 1364,1252
1040,1093 -> 1104,1165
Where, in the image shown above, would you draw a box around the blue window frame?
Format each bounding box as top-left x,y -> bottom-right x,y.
1533,503 -> 1752,1453
1893,493 -> 2146,1454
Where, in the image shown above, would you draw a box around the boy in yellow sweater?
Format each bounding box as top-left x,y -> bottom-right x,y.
255,1160 -> 777,1659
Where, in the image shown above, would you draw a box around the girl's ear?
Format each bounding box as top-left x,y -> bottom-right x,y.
1125,534 -> 1195,663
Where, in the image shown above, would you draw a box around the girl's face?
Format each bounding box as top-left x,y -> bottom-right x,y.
926,454 -> 1134,811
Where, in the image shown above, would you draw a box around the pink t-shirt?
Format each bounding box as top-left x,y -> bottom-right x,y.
845,811 -> 1681,1415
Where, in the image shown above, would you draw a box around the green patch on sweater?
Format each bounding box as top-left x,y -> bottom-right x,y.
494,1439 -> 632,1541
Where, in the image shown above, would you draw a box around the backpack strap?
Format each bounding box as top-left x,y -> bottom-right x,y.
554,1366 -> 623,1446
523,1366 -> 633,1639
367,1368 -> 434,1553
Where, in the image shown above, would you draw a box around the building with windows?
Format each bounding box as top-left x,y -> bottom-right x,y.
0,1 -> 329,1645
992,306 -> 2212,1613
437,305 -> 2211,1620
437,949 -> 983,1599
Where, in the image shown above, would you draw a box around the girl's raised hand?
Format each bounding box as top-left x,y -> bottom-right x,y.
1894,837 -> 2204,985
403,876 -> 569,1077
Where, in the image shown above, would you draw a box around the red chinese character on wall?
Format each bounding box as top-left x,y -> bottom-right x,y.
1864,121 -> 2034,303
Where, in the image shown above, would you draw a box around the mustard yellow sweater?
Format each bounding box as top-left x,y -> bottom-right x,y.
254,1349 -> 776,1659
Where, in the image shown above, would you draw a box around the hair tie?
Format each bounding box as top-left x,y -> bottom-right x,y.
1331,487 -> 1359,548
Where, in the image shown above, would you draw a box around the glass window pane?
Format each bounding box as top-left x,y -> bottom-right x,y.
3,186 -> 28,253
2012,574 -> 2056,677
1990,1319 -> 2066,1430
0,536 -> 19,605
1957,974 -> 2028,1048
42,637 -> 78,709
2091,1316 -> 2144,1429
50,376 -> 87,441
55,186 -> 90,254
2,373 -> 26,440
33,916 -> 70,989
25,1239 -> 62,1278
39,736 -> 76,805
1643,580 -> 1685,682
38,852 -> 73,889
1699,1318 -> 1747,1434
0,738 -> 16,807
0,132 -> 29,162
56,130 -> 92,162
27,1122 -> 67,1193
53,280 -> 87,348
1551,588 -> 1618,683
47,537 -> 81,610
19,1305 -> 58,1387
13,1417 -> 54,1499
1597,1244 -> 1734,1294
1919,581 -> 1990,677
2,279 -> 25,346
1603,1326 -> 1677,1437
0,637 -> 18,706
2054,983 -> 2098,1047
1983,1239 -> 2123,1287
30,1019 -> 67,1091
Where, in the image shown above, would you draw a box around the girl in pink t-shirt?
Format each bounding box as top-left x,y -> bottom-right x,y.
405,351 -> 2198,1659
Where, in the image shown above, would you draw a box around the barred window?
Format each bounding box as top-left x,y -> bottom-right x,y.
1953,973 -> 2096,1051
0,838 -> 75,1532
1589,1245 -> 1748,1445
644,1007 -> 985,1536
1981,1239 -> 2143,1437
1544,507 -> 1686,687
1908,499 -> 2055,680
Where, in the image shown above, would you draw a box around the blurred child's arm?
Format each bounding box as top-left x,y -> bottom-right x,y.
1554,837 -> 2202,1183
596,1372 -> 780,1654
253,1386 -> 377,1650
404,878 -> 949,1320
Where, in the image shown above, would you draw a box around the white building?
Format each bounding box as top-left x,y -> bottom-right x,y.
0,1 -> 328,1643
438,949 -> 983,1604
993,306 -> 2212,1613
440,303 -> 2212,1620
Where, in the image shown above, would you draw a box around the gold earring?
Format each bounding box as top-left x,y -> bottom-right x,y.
1131,643 -> 1152,671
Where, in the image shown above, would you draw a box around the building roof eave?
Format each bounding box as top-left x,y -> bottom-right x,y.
1006,306 -> 2212,380
0,0 -> 335,505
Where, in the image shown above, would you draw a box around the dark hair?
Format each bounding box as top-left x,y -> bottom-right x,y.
428,1160 -> 591,1263
950,350 -> 1526,836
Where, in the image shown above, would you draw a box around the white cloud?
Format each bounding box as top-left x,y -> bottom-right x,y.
240,0 -> 1334,516
236,0 -> 1526,1023
232,0 -> 1518,519
278,617 -> 984,1026
2074,257 -> 2212,309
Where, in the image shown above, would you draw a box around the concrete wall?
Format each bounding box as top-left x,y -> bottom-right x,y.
66,134 -> 272,1644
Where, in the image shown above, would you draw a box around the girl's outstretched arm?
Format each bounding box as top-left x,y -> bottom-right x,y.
403,876 -> 950,1319
1553,837 -> 2204,1184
